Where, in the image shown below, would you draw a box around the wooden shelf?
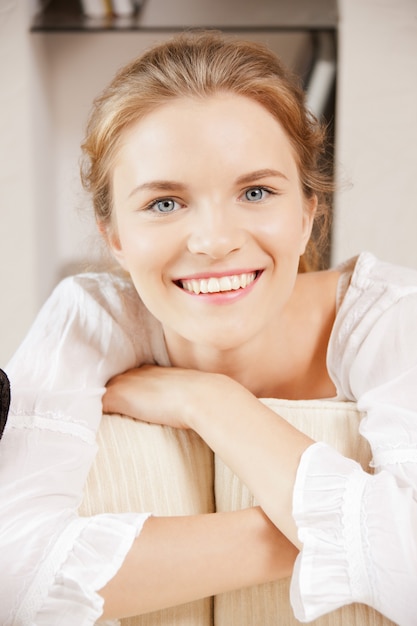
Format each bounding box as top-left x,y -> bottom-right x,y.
31,0 -> 337,33
31,0 -> 139,32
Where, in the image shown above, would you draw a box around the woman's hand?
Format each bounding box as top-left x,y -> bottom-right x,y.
103,364 -> 230,429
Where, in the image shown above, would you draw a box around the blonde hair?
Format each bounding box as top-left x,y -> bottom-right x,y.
81,31 -> 333,271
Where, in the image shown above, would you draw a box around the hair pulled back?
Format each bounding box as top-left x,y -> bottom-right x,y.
81,30 -> 333,271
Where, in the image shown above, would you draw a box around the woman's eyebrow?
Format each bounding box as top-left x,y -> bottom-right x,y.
235,169 -> 289,185
128,180 -> 187,198
128,169 -> 288,199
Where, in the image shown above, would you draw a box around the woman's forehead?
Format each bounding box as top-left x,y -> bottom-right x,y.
110,93 -> 303,208
115,93 -> 297,171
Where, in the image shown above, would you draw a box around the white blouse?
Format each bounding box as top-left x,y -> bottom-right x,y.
1,252 -> 417,625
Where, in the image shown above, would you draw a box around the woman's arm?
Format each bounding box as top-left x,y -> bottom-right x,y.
100,507 -> 298,619
104,366 -> 314,548
103,356 -> 417,625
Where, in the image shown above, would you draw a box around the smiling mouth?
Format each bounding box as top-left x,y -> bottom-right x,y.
177,271 -> 260,295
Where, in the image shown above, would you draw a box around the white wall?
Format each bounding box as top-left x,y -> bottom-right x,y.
333,0 -> 417,267
1,0 -> 417,365
0,0 -> 38,366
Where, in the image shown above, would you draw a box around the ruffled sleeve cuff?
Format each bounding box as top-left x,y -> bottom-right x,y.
17,512 -> 151,626
290,442 -> 373,622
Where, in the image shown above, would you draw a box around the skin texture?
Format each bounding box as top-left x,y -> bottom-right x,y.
99,93 -> 341,617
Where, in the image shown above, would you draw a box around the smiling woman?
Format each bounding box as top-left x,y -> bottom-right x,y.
105,93 -> 316,357
2,30 -> 417,626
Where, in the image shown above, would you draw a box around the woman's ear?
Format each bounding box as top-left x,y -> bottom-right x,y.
300,194 -> 317,255
97,221 -> 128,270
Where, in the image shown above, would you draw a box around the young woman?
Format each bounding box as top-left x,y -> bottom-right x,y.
1,31 -> 416,625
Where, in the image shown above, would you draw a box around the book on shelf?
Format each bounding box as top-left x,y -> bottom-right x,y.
80,0 -> 111,18
80,0 -> 138,18
112,0 -> 136,16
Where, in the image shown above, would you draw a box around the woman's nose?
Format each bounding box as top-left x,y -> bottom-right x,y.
186,205 -> 246,259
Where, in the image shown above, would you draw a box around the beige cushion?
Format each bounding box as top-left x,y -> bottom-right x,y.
79,418 -> 214,626
80,399 -> 395,625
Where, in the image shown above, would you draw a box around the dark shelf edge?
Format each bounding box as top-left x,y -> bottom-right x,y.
31,23 -> 336,34
31,0 -> 337,33
30,13 -> 336,33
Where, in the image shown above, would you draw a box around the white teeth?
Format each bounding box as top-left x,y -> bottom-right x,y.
219,276 -> 232,291
181,272 -> 256,294
207,277 -> 219,293
199,278 -> 209,294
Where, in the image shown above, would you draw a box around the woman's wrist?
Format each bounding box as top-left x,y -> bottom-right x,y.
184,372 -> 243,431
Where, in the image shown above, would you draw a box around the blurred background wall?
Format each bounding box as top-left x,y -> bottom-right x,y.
0,0 -> 416,365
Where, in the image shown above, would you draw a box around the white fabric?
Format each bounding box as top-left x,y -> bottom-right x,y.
291,253 -> 417,625
1,252 -> 417,624
0,272 -> 161,625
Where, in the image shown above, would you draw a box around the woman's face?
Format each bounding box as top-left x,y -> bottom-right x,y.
109,93 -> 315,352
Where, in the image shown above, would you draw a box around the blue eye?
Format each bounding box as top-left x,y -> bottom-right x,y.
142,196 -> 184,216
144,198 -> 179,213
245,187 -> 267,201
154,199 -> 177,212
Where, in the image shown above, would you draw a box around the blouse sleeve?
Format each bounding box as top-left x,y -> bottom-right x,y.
290,261 -> 417,625
0,273 -> 154,626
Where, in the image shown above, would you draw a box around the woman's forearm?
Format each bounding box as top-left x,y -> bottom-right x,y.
99,507 -> 298,619
185,375 -> 314,548
104,366 -> 314,547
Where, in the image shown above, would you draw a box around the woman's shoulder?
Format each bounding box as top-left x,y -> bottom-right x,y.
337,251 -> 417,297
332,251 -> 417,336
58,268 -> 138,301
56,270 -> 168,364
328,252 -> 417,397
49,269 -> 149,324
